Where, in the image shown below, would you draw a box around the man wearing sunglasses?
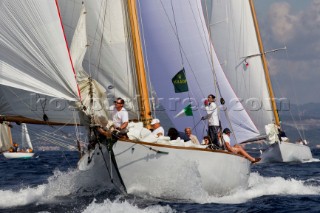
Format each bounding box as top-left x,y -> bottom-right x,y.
112,97 -> 129,131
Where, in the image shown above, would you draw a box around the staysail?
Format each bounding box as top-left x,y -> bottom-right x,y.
59,0 -> 141,119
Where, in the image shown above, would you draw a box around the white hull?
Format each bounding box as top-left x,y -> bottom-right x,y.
79,140 -> 251,196
3,152 -> 34,159
261,142 -> 312,163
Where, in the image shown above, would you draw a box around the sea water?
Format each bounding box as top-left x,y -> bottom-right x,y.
1,149 -> 320,212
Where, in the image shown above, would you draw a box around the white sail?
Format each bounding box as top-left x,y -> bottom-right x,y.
69,3 -> 109,124
21,123 -> 32,149
0,122 -> 12,152
138,0 -> 259,143
0,0 -> 80,100
202,0 -> 274,136
0,0 -> 81,124
59,0 -> 140,118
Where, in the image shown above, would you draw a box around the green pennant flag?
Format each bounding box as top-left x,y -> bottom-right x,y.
174,104 -> 193,118
172,68 -> 188,93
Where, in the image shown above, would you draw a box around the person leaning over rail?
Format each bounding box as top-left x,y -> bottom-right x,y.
222,128 -> 260,163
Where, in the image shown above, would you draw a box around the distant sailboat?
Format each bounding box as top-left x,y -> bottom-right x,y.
202,0 -> 312,162
3,123 -> 34,159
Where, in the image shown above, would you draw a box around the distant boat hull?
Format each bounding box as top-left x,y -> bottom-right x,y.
78,139 -> 252,196
3,152 -> 34,159
261,142 -> 312,163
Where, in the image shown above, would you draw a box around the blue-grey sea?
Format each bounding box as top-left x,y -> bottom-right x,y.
1,149 -> 320,213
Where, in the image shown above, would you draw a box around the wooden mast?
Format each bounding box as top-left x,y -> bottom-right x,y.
127,0 -> 152,128
249,0 -> 280,126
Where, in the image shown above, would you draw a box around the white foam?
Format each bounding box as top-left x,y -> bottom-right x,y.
82,198 -> 175,213
125,170 -> 320,204
0,169 -> 82,208
200,172 -> 320,204
2,166 -> 320,208
0,185 -> 46,208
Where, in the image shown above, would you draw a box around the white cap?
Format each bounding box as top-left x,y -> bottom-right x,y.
150,118 -> 160,125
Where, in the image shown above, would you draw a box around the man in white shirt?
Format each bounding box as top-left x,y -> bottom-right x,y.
150,118 -> 164,137
185,127 -> 200,144
112,98 -> 128,131
97,98 -> 128,139
222,128 -> 260,163
202,94 -> 220,147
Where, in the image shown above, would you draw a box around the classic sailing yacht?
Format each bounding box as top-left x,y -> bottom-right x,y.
202,0 -> 312,162
3,123 -> 35,159
71,0 -> 254,195
0,0 -> 263,195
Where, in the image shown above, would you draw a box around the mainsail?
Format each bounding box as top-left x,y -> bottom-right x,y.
138,0 -> 259,143
21,123 -> 32,150
202,0 -> 275,138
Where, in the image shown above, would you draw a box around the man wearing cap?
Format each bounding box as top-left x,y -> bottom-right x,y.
112,97 -> 128,131
150,118 -> 164,137
202,94 -> 220,147
222,128 -> 260,163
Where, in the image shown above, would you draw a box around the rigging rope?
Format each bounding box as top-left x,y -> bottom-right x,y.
269,46 -> 305,140
201,0 -> 236,141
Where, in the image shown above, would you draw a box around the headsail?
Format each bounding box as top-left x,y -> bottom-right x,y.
59,0 -> 141,119
0,0 -> 81,124
69,3 -> 109,124
0,0 -> 80,100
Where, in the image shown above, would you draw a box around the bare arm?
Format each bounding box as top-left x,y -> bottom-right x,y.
97,127 -> 108,137
119,121 -> 128,130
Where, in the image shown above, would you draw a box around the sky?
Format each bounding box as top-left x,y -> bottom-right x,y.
255,0 -> 320,105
